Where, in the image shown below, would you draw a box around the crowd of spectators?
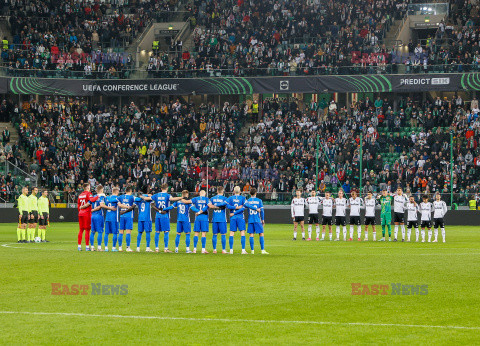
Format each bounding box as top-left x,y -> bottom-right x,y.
2,91 -> 480,205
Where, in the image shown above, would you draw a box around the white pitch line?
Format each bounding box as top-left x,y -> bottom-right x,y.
0,311 -> 477,331
1,243 -> 68,251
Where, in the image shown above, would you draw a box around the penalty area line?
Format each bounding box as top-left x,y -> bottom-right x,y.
0,311 -> 478,330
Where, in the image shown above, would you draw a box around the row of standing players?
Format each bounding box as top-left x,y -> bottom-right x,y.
77,183 -> 269,254
290,188 -> 448,243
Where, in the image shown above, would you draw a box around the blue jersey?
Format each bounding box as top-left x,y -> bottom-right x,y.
135,196 -> 152,222
210,195 -> 228,223
190,196 -> 210,221
151,192 -> 172,218
166,201 -> 191,222
92,195 -> 106,218
105,195 -> 121,222
118,194 -> 135,219
226,195 -> 246,220
244,197 -> 265,224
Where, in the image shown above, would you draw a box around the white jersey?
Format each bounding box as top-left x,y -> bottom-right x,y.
393,194 -> 408,213
349,197 -> 363,216
406,202 -> 418,221
306,196 -> 322,214
291,197 -> 305,217
419,202 -> 433,221
322,198 -> 334,217
335,198 -> 347,217
364,198 -> 376,217
433,200 -> 448,218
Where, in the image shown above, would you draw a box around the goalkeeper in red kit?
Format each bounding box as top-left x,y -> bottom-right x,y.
77,183 -> 100,251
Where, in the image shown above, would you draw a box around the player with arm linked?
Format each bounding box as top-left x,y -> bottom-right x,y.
393,187 -> 408,242
306,190 -> 322,241
377,189 -> 393,241
182,190 -> 210,254
291,189 -> 306,241
226,186 -> 249,254
27,186 -> 39,243
243,188 -> 268,254
148,183 -> 184,252
117,186 -> 135,252
208,186 -> 229,254
103,187 -> 130,252
433,192 -> 448,242
348,190 -> 363,241
89,185 -> 108,251
77,183 -> 100,251
134,192 -> 153,252
37,189 -> 50,242
321,191 -> 334,241
405,195 -> 419,242
16,186 -> 29,243
163,190 -> 193,253
363,191 -> 377,241
334,190 -> 348,241
419,195 -> 433,243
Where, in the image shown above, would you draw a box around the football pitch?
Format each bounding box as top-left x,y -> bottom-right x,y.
0,223 -> 479,344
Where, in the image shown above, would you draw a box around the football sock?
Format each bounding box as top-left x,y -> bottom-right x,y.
185,233 -> 191,248
401,225 -> 405,239
137,232 -> 142,248
21,228 -> 26,240
428,230 -> 432,242
175,234 -> 180,248
441,228 -> 445,241
85,230 -> 90,246
104,233 -> 109,247
212,234 -> 218,250
89,231 -> 95,247
316,226 -> 320,238
126,233 -> 131,247
193,235 -> 199,249
394,225 -> 398,239
343,226 -> 347,240
357,225 -> 361,239
421,230 -> 425,241
301,231 -> 305,239
17,228 -> 21,241
381,225 -> 386,237
259,236 -> 265,250
322,230 -> 325,239
241,235 -> 246,250
145,232 -> 151,247
164,232 -> 169,249
387,225 -> 391,237
201,236 -> 207,249
329,231 -> 332,240
416,228 -> 419,241
118,233 -> 123,247
77,229 -> 84,245
308,225 -> 312,238
97,232 -> 102,246
364,228 -> 368,240
229,235 -> 234,249
293,231 -> 297,239
372,230 -> 376,240
112,233 -> 117,248
336,226 -> 340,239
349,226 -> 354,239
434,228 -> 438,241
249,236 -> 254,251
155,232 -> 160,248
221,234 -> 226,250
407,228 -> 411,241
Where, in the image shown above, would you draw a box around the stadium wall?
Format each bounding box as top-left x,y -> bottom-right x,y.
0,208 -> 479,225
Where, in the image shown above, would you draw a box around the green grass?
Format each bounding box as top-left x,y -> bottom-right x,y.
0,223 -> 479,344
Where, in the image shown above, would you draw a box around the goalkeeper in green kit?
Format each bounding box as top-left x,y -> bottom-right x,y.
377,189 -> 393,241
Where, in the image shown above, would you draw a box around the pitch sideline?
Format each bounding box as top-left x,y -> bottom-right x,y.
0,311 -> 478,330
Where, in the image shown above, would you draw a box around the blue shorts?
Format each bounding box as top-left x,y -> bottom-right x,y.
155,217 -> 170,233
247,223 -> 264,234
230,218 -> 246,232
176,221 -> 191,234
212,222 -> 227,235
194,219 -> 209,233
138,220 -> 152,233
119,217 -> 133,230
105,221 -> 119,235
91,216 -> 104,233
